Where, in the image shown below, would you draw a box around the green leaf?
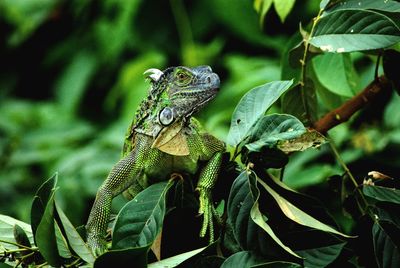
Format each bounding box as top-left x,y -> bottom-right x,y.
227,171 -> 270,254
94,246 -> 149,268
112,181 -> 174,249
250,175 -> 301,258
227,171 -> 300,257
281,81 -> 317,126
35,189 -> 60,266
363,185 -> 400,205
311,9 -> 400,52
327,0 -> 400,13
31,173 -> 58,238
54,51 -> 97,115
375,203 -> 400,228
227,80 -> 294,147
245,114 -> 306,152
220,251 -> 264,268
257,177 -> 352,238
254,0 -> 273,26
273,0 -> 296,23
277,129 -> 327,153
251,261 -> 302,268
312,53 -> 358,97
372,220 -> 400,268
0,0 -> 59,45
13,224 -> 31,248
55,221 -> 72,259
147,246 -> 207,268
55,203 -> 95,264
0,215 -> 33,250
296,242 -> 347,268
35,190 -> 61,266
31,174 -> 61,266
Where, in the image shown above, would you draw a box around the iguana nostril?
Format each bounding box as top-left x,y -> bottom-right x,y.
207,76 -> 212,83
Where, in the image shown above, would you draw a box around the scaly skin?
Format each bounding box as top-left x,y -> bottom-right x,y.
86,66 -> 225,256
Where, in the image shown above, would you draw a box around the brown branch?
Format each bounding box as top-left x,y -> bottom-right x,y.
313,75 -> 392,134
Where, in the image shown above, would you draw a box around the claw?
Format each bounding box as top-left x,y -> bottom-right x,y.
198,187 -> 220,243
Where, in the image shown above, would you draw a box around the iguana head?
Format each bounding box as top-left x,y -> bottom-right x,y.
147,65 -> 220,125
124,65 -> 219,155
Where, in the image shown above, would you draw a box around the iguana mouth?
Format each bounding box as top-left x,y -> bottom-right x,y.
184,90 -> 218,119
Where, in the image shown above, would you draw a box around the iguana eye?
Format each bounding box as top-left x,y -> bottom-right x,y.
159,107 -> 174,126
178,72 -> 187,80
176,71 -> 191,85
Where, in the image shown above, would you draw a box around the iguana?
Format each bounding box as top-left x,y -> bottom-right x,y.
86,65 -> 225,256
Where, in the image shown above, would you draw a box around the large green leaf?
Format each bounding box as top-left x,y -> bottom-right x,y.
245,114 -> 306,152
220,251 -> 264,268
374,203 -> 400,228
13,224 -> 31,248
252,261 -> 302,268
31,173 -> 58,238
281,81 -> 317,126
296,242 -> 347,268
227,171 -> 272,254
35,190 -> 60,266
94,246 -> 149,268
372,220 -> 400,268
0,215 -> 33,250
55,203 -> 95,264
254,0 -> 296,24
257,177 -> 351,238
54,221 -> 72,259
112,181 -> 174,249
274,0 -> 296,23
311,9 -> 400,52
249,173 -> 301,258
363,185 -> 400,205
312,53 -> 358,97
147,246 -> 208,268
327,0 -> 400,13
33,174 -> 61,266
227,80 -> 293,147
227,171 -> 299,257
0,0 -> 60,45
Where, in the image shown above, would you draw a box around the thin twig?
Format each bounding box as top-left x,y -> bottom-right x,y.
329,140 -> 368,214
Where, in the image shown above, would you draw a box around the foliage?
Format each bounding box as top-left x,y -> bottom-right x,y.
1,0 -> 400,267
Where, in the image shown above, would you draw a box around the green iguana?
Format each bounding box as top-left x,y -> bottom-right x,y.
86,66 -> 225,256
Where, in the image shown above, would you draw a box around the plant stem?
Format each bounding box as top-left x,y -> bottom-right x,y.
300,9 -> 323,86
374,52 -> 382,80
328,140 -> 368,214
0,239 -> 35,250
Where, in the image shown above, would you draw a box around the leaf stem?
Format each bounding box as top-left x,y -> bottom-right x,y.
300,9 -> 323,85
328,140 -> 368,214
374,52 -> 382,80
231,146 -> 242,161
0,239 -> 35,250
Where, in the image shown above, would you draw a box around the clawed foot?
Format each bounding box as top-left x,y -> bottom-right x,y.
197,187 -> 222,243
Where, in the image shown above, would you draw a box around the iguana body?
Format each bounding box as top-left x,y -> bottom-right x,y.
86,66 -> 224,255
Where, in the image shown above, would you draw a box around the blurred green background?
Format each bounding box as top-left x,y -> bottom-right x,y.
1,0 -> 398,232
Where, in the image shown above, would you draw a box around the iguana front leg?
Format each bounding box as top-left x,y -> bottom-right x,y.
196,151 -> 223,242
86,150 -> 142,256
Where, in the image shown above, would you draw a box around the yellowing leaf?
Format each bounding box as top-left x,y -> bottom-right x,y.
257,177 -> 353,238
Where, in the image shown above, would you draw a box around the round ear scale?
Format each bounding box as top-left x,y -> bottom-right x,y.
143,68 -> 164,82
159,107 -> 174,126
